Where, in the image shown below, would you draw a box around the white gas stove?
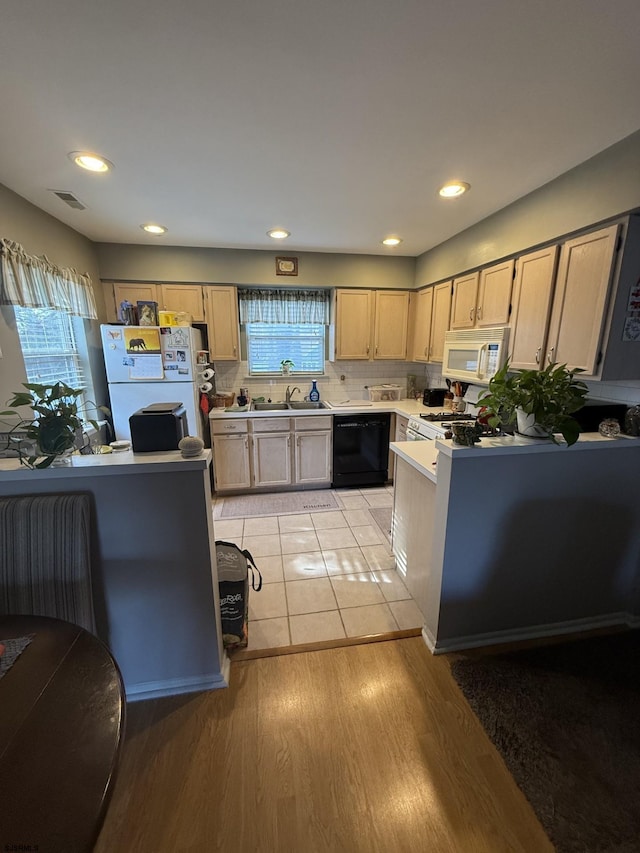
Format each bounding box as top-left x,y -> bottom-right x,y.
406,411 -> 478,442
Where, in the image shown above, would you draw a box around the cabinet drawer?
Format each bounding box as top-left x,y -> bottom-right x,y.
294,415 -> 332,431
252,417 -> 291,432
210,418 -> 249,434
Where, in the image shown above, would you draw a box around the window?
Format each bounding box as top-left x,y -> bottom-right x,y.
14,305 -> 87,392
246,322 -> 325,375
238,287 -> 329,375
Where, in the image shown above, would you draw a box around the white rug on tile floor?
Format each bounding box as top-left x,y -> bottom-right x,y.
217,490 -> 339,519
369,507 -> 392,543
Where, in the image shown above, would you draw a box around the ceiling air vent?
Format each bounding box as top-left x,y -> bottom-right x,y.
49,190 -> 86,210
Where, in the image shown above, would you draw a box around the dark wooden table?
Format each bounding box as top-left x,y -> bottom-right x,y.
0,615 -> 126,853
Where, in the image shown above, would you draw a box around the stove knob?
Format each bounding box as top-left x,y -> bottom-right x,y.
444,429 -> 453,440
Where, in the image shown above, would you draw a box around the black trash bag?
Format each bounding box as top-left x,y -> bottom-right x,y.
215,540 -> 262,649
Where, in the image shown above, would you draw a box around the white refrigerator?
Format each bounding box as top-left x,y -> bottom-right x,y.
101,324 -> 205,442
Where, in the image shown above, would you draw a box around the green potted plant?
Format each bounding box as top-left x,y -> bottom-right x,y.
1,381 -> 109,468
280,359 -> 295,375
476,361 -> 589,446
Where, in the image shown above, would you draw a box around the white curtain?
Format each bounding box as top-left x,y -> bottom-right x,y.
0,238 -> 98,319
238,288 -> 329,324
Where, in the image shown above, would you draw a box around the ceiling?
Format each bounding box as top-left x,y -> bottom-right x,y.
1,0 -> 640,257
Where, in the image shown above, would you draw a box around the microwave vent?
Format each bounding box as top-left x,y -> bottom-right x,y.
49,189 -> 86,210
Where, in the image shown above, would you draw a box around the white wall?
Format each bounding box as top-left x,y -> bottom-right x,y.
95,243 -> 416,290
0,184 -> 108,412
415,130 -> 640,286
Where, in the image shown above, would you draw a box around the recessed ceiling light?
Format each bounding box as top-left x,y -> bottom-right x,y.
69,151 -> 113,173
141,223 -> 168,235
382,236 -> 402,246
267,229 -> 290,240
438,181 -> 470,198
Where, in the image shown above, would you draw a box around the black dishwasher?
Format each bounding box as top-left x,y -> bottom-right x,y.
332,413 -> 391,488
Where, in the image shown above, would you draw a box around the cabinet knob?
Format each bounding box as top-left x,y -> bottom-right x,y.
547,346 -> 555,365
535,347 -> 541,364
366,345 -> 370,354
469,308 -> 474,321
476,307 -> 481,320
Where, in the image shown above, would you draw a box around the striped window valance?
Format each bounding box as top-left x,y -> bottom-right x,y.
238,287 -> 329,324
0,238 -> 97,319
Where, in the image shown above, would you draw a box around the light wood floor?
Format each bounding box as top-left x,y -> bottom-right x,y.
96,637 -> 552,853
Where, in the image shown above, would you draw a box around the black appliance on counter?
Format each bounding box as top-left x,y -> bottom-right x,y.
423,388 -> 446,407
129,402 -> 187,452
332,413 -> 391,488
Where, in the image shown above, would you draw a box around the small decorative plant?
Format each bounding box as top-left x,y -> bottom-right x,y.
280,359 -> 295,374
1,381 -> 109,469
476,361 -> 588,446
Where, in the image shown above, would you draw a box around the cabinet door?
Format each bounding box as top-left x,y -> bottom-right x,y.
546,224 -> 619,374
159,284 -> 205,322
409,288 -> 433,362
294,430 -> 331,484
395,415 -> 409,442
335,290 -> 373,359
509,246 -> 558,370
204,286 -> 240,361
212,434 -> 251,491
477,260 -> 514,327
450,272 -> 479,329
112,283 -> 159,319
252,432 -> 292,487
374,291 -> 409,359
429,281 -> 452,362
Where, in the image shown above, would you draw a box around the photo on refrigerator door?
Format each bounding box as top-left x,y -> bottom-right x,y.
124,327 -> 161,354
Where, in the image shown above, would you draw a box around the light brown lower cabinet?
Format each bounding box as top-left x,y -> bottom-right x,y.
211,415 -> 332,492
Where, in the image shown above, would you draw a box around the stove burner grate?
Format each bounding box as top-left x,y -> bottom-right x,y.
420,412 -> 474,422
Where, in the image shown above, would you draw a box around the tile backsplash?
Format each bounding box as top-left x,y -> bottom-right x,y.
213,361 -> 640,408
213,361 -> 433,402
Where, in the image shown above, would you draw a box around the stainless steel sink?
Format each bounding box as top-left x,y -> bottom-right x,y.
251,400 -> 327,411
252,401 -> 288,411
287,401 -> 326,409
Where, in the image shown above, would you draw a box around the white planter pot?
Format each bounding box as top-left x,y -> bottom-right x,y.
516,408 -> 550,439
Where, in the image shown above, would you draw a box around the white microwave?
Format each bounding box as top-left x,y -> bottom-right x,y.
442,326 -> 509,385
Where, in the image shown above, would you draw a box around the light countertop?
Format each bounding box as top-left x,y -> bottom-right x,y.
390,430 -> 640,482
209,399 -> 433,420
390,440 -> 439,483
436,431 -> 640,457
0,449 -> 212,481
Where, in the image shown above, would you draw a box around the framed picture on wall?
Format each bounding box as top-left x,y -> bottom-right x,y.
275,257 -> 298,276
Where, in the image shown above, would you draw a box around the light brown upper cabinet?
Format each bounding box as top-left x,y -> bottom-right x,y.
111,283 -> 159,320
335,289 -> 409,360
429,280 -> 453,362
159,284 -> 205,322
545,224 -> 619,375
204,285 -> 240,361
476,260 -> 514,327
408,288 -> 433,362
450,261 -> 514,330
450,272 -> 479,329
509,246 -> 559,370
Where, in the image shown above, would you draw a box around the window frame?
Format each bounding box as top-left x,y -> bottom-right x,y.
244,321 -> 327,376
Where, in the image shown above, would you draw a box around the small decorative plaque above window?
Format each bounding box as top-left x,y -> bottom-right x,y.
275,256 -> 298,276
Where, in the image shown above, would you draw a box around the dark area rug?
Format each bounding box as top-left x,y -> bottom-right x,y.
450,631 -> 640,853
369,507 -> 392,543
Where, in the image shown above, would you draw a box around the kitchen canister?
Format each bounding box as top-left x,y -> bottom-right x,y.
178,436 -> 204,458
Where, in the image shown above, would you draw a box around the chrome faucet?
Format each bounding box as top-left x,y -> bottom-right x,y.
285,385 -> 301,403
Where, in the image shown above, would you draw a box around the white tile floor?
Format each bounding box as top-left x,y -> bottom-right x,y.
212,486 -> 425,652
